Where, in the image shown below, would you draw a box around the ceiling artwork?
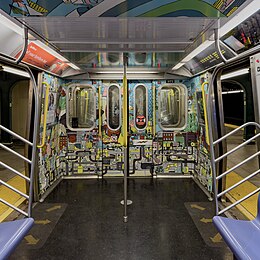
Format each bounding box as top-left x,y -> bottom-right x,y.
1,0 -> 246,18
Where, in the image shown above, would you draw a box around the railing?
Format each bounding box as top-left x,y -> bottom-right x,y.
0,125 -> 35,217
212,122 -> 260,215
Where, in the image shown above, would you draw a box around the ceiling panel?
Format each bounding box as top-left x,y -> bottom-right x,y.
21,17 -> 215,52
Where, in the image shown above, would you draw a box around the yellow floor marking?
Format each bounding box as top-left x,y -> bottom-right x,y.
35,219 -> 51,225
24,235 -> 39,245
210,233 -> 222,243
0,174 -> 27,222
200,218 -> 212,223
190,204 -> 205,211
46,205 -> 61,212
226,172 -> 258,219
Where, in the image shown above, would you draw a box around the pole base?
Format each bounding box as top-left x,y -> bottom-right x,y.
123,216 -> 128,223
120,200 -> 133,206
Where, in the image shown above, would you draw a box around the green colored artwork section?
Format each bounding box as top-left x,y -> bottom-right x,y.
141,0 -> 225,17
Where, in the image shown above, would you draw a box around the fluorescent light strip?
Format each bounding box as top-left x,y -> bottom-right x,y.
2,66 -> 30,78
95,71 -> 159,74
219,0 -> 260,36
0,13 -> 23,35
172,0 -> 259,71
172,40 -> 213,70
221,68 -> 249,80
222,90 -> 244,94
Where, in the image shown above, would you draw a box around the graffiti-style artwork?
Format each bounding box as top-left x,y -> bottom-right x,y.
0,0 -> 246,17
38,73 -> 67,196
37,72 -> 213,198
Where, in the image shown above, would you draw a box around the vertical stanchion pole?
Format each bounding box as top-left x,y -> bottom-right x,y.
123,53 -> 128,223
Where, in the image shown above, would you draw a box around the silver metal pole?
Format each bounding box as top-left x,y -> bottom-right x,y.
123,147 -> 128,223
123,53 -> 128,223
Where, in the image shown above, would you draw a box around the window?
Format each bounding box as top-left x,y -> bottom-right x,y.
134,84 -> 148,130
159,84 -> 187,130
67,85 -> 96,131
107,84 -> 121,131
134,53 -> 147,64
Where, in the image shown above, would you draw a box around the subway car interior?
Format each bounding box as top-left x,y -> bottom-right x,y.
1,0 -> 260,259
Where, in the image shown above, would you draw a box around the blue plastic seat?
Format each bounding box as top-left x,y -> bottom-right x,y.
0,218 -> 34,260
213,194 -> 260,260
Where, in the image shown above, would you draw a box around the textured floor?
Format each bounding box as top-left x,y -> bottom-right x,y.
11,178 -> 232,260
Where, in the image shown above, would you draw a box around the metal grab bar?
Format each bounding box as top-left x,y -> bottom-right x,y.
215,133 -> 260,163
0,125 -> 33,146
0,143 -> 32,164
219,187 -> 260,215
216,150 -> 260,180
210,119 -> 260,215
0,198 -> 28,217
213,122 -> 260,145
217,169 -> 260,198
0,180 -> 29,199
0,162 -> 30,182
37,82 -> 50,148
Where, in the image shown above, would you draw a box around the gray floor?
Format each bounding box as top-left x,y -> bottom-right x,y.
225,127 -> 260,187
11,178 -> 232,260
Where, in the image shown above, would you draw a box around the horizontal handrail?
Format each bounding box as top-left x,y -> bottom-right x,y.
217,168 -> 260,198
215,133 -> 260,163
0,161 -> 30,182
0,125 -> 33,146
213,122 -> 260,146
0,143 -> 31,164
216,150 -> 260,180
0,180 -> 29,199
0,198 -> 28,217
218,188 -> 260,215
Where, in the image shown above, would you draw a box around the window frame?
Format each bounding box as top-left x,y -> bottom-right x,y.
66,84 -> 96,132
158,83 -> 188,131
133,83 -> 148,131
107,83 -> 122,131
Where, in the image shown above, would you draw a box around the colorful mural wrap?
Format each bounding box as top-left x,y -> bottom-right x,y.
1,0 -> 246,17
38,72 -> 213,198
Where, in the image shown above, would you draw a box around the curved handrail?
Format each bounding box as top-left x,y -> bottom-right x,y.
37,82 -> 50,148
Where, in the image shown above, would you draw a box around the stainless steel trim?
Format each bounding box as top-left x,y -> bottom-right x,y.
0,125 -> 33,146
0,161 -> 30,181
216,150 -> 260,180
215,133 -> 260,163
0,198 -> 28,217
217,169 -> 260,198
0,143 -> 32,164
218,188 -> 260,215
0,180 -> 29,199
213,122 -> 260,145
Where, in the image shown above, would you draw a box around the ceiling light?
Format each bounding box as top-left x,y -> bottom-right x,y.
221,68 -> 249,80
172,62 -> 186,70
0,13 -> 23,35
222,90 -> 244,94
94,70 -> 160,74
1,66 -> 30,78
219,0 -> 260,37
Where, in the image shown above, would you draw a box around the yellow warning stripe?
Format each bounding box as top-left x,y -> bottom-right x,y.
0,175 -> 27,222
27,0 -> 48,13
226,171 -> 258,220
